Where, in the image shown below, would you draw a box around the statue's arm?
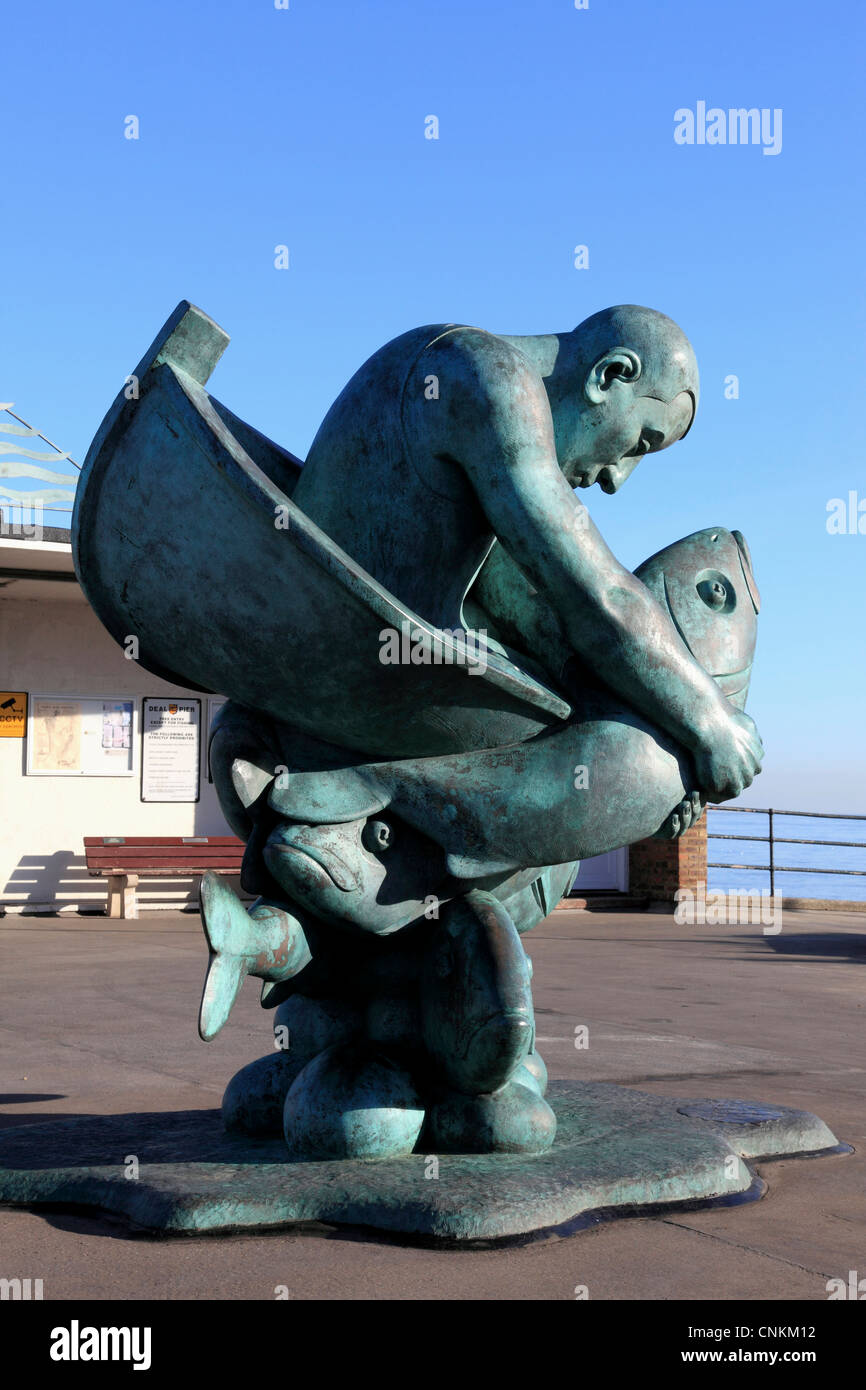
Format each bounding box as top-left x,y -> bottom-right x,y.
469,541 -> 572,684
427,336 -> 762,801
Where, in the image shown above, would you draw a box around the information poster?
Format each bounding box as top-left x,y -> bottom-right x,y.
32,699 -> 81,771
141,698 -> 201,803
27,695 -> 135,776
101,701 -> 132,756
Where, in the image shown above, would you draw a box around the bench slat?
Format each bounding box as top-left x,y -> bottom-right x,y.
85,847 -> 245,860
87,857 -> 242,867
87,856 -> 243,868
86,864 -> 243,875
84,836 -> 243,846
88,866 -> 242,878
87,857 -> 243,867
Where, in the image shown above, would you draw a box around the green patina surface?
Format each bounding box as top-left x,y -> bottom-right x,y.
68,300 -> 775,1166
0,1084 -> 839,1242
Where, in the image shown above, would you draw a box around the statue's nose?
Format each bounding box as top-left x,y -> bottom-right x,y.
607,456 -> 641,492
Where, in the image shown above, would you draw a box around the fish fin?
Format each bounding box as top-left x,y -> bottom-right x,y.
199,950 -> 246,1041
268,766 -> 391,824
445,851 -> 521,881
198,872 -> 251,1039
199,871 -> 251,954
261,978 -> 296,1009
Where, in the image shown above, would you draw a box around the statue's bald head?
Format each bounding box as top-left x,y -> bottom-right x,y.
570,304 -> 699,436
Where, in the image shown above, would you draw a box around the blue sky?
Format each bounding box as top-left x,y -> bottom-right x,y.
1,0 -> 864,810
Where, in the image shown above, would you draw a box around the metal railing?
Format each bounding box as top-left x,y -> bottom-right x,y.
707,806 -> 866,898
0,407 -> 79,531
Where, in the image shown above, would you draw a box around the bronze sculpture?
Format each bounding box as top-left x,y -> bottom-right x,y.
72,300 -> 764,1161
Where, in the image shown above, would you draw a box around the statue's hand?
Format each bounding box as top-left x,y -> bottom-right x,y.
692,707 -> 764,803
654,792 -> 705,840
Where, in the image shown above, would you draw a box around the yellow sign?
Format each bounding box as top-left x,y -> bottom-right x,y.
0,692 -> 27,738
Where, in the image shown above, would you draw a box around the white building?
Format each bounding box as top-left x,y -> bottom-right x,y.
0,528 -> 235,912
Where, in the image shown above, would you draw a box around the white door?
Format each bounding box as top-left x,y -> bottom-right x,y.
572,848 -> 629,892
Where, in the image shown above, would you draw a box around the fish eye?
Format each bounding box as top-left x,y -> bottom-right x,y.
362,818 -> 393,853
696,570 -> 736,614
702,580 -> 727,609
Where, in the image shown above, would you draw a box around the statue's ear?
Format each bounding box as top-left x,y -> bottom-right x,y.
584,348 -> 642,404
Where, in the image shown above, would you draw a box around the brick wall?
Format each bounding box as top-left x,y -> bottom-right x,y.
627,816 -> 708,902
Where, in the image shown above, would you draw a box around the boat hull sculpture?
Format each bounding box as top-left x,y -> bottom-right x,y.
73,307 -> 569,761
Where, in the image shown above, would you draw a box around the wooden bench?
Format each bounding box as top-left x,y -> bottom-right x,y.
83,836 -> 246,919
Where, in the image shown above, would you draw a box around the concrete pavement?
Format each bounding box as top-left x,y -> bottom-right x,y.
0,906 -> 862,1300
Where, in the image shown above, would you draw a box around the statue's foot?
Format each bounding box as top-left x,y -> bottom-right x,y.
283,1042 -> 425,1160
222,1050 -> 305,1136
424,1078 -> 556,1155
222,993 -> 366,1136
516,1049 -> 548,1097
421,890 -> 534,1094
273,992 -> 364,1060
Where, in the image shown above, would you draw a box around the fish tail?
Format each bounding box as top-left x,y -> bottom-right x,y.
198,873 -> 313,1039
198,872 -> 252,1040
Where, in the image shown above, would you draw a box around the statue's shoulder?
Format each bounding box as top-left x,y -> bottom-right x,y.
333,325 -> 546,436
360,323 -> 465,369
325,325 -> 463,404
401,325 -> 546,413
367,323 -> 527,378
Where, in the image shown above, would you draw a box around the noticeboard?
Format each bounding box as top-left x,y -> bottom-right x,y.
26,695 -> 136,776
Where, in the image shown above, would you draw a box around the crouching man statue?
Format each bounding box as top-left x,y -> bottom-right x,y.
72,301 -> 762,1160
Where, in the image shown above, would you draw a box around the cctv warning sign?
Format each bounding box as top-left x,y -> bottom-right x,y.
0,692 -> 27,737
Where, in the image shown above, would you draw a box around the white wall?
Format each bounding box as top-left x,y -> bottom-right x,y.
0,591 -> 234,912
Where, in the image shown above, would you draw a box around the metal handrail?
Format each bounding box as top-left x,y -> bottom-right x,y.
0,407 -> 79,523
707,805 -> 866,897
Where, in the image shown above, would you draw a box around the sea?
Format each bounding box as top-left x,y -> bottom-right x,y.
707,808 -> 866,902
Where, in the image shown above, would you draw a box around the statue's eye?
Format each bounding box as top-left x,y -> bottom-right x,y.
362,819 -> 393,853
696,571 -> 736,613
